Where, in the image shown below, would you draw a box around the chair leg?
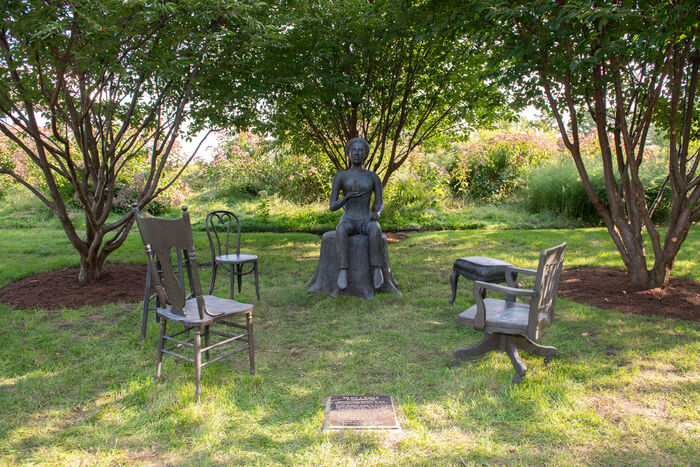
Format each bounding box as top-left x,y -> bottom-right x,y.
229,266 -> 235,300
504,337 -> 527,383
449,270 -> 458,307
209,263 -> 218,295
253,261 -> 260,300
141,268 -> 152,339
511,335 -> 558,362
194,327 -> 202,403
453,332 -> 500,366
156,320 -> 166,379
204,325 -> 210,361
246,311 -> 255,375
237,264 -> 243,293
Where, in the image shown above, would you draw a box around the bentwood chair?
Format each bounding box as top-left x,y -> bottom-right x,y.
453,243 -> 566,383
133,205 -> 255,401
205,210 -> 260,300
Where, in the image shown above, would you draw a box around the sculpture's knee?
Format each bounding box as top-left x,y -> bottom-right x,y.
336,222 -> 350,237
367,221 -> 382,239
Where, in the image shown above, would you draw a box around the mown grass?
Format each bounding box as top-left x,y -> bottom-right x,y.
0,184 -> 585,233
0,227 -> 698,465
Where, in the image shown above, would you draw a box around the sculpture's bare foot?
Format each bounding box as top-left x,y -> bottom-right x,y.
372,267 -> 384,289
338,269 -> 348,290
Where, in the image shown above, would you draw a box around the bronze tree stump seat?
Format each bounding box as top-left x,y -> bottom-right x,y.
307,231 -> 400,299
449,256 -> 515,306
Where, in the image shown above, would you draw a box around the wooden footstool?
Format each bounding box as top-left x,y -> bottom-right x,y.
449,256 -> 515,307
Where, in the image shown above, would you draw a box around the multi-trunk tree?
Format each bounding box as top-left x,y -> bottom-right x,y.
0,0 -> 257,283
212,0 -> 507,186
467,0 -> 699,288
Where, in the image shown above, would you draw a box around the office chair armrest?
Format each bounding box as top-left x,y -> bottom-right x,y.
472,281 -> 538,330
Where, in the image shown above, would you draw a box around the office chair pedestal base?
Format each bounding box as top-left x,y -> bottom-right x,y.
453,332 -> 557,383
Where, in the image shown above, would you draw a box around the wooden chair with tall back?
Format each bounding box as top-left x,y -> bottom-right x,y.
453,243 -> 566,383
140,249 -> 187,339
205,210 -> 260,300
133,205 -> 255,401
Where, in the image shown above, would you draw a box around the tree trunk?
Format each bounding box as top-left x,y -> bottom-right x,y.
650,262 -> 671,289
625,257 -> 653,288
78,247 -> 106,284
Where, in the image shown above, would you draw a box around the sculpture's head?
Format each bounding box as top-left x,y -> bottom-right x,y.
345,137 -> 369,166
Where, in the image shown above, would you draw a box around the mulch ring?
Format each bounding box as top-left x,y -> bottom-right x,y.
0,263 -> 150,310
559,266 -> 700,322
0,263 -> 698,322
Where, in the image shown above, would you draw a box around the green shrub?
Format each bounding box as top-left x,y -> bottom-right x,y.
200,133 -> 334,203
523,157 -> 672,225
450,131 -> 561,201
382,158 -> 452,225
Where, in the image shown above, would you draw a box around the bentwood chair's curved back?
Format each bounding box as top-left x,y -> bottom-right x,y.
527,243 -> 566,340
133,205 -> 205,320
205,210 -> 242,260
204,210 -> 260,300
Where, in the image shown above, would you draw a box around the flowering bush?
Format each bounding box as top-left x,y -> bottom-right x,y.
113,172 -> 192,215
200,132 -> 334,203
450,131 -> 562,200
0,132 -> 44,199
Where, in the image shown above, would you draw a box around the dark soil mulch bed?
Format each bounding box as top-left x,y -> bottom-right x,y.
0,263 -> 698,321
559,267 -> 699,321
0,263 -> 149,310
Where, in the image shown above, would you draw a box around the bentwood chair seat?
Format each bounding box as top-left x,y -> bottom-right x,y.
133,205 -> 255,402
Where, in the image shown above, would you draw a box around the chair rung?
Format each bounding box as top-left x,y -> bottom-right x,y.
164,335 -> 194,348
169,326 -> 194,338
208,328 -> 245,339
217,320 -> 248,330
202,346 -> 249,367
161,348 -> 194,363
202,333 -> 247,352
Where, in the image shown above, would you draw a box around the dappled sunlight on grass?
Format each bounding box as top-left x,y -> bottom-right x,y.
0,228 -> 698,463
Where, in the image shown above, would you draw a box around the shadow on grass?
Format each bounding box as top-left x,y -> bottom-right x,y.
1,229 -> 698,463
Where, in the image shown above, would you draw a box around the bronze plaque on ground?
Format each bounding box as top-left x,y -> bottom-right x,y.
323,395 -> 400,430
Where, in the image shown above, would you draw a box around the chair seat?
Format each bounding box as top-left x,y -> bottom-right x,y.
157,295 -> 253,325
453,256 -> 513,282
215,253 -> 258,264
458,299 -> 549,335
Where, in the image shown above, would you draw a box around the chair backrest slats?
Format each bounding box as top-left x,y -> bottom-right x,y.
206,210 -> 243,260
134,205 -> 206,319
528,243 -> 566,340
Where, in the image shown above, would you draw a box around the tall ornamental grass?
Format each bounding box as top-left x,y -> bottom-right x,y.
523,157 -> 672,225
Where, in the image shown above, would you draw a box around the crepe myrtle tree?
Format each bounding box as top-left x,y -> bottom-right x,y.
208,0 -> 508,187
0,0 -> 256,284
465,0 -> 699,288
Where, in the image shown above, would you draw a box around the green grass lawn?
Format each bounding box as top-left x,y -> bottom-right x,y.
0,227 -> 698,465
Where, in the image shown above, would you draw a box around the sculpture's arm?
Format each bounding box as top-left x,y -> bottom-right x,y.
370,172 -> 383,221
329,174 -> 367,211
329,175 -> 344,212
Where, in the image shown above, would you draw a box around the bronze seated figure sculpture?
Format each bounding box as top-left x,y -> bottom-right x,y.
307,137 -> 400,299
